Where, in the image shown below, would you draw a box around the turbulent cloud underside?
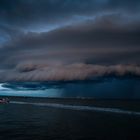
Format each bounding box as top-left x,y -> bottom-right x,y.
0,0 -> 140,81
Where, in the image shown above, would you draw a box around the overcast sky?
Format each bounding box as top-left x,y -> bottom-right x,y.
0,0 -> 140,81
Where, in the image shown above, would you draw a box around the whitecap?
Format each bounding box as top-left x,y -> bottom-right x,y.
11,101 -> 140,116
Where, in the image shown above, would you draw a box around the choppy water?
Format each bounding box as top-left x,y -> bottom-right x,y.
0,101 -> 140,140
10,101 -> 140,116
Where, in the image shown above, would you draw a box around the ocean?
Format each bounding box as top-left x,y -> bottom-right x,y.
0,98 -> 140,140
0,77 -> 140,140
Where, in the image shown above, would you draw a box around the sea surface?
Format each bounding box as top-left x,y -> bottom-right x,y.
0,77 -> 140,140
0,98 -> 140,140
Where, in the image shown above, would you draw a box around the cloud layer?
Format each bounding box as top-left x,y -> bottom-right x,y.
0,63 -> 139,82
0,0 -> 140,81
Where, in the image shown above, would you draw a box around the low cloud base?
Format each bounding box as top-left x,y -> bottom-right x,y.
0,63 -> 140,82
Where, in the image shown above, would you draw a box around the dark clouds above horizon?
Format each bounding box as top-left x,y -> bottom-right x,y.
0,0 -> 140,81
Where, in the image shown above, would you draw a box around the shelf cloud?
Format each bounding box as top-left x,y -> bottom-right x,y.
0,0 -> 140,81
0,63 -> 139,82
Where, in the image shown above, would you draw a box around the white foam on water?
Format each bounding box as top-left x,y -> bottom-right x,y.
11,101 -> 140,116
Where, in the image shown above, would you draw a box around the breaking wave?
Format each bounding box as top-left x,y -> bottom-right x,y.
11,101 -> 140,116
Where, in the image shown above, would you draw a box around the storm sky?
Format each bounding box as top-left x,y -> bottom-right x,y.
0,0 -> 140,81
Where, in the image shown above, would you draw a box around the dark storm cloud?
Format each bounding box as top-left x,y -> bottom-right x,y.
0,63 -> 140,82
0,13 -> 140,81
0,0 -> 140,81
1,14 -> 140,66
0,0 -> 140,30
